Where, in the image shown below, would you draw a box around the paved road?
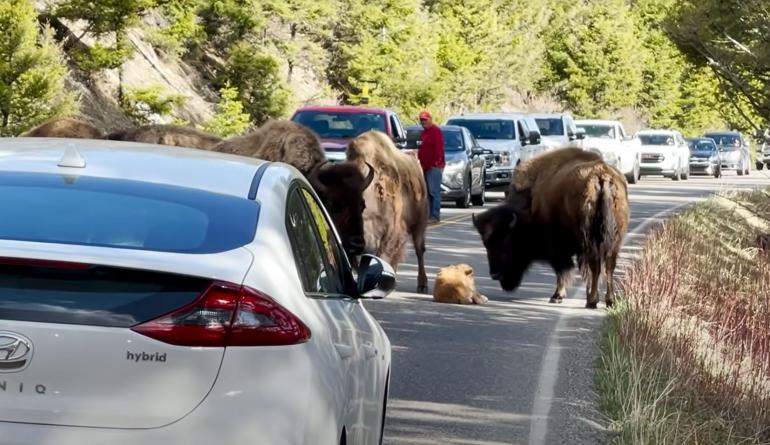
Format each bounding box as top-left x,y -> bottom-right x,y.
366,170 -> 770,445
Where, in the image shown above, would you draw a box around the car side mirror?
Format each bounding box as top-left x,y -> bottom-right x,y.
528,130 -> 541,146
575,128 -> 586,140
356,254 -> 396,299
568,132 -> 576,141
393,137 -> 407,149
471,147 -> 490,157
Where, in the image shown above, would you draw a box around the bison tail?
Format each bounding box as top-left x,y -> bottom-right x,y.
579,176 -> 618,279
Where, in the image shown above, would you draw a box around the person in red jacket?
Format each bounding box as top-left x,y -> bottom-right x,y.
418,110 -> 445,223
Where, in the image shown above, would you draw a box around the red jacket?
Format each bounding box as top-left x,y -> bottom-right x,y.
418,125 -> 445,171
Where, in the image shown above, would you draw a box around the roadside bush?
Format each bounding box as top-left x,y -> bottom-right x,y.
202,84 -> 251,137
119,84 -> 187,124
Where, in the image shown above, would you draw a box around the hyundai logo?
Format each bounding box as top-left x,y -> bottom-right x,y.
0,332 -> 33,373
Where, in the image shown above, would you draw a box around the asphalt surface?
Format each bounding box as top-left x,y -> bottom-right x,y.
366,169 -> 770,445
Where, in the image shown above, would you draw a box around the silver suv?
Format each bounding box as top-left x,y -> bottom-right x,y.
703,131 -> 752,176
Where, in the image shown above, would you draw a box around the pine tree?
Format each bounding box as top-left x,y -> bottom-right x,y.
0,0 -> 75,136
203,84 -> 252,137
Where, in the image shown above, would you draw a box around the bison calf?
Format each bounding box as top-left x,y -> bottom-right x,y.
473,149 -> 630,308
433,264 -> 488,305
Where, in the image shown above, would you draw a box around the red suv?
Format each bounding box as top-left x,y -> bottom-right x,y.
291,106 -> 409,160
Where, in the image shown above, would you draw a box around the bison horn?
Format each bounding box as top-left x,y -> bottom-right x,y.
363,162 -> 375,189
307,160 -> 330,195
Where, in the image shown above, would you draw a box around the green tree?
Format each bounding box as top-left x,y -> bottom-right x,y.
202,84 -> 251,137
53,0 -> 156,71
0,0 -> 75,136
674,67 -> 728,136
149,0 -> 206,56
218,43 -> 290,125
540,0 -> 643,117
199,0 -> 263,49
665,0 -> 770,131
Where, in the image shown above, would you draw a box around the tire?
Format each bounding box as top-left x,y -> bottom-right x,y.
471,171 -> 486,206
681,163 -> 689,180
455,176 -> 471,208
738,159 -> 745,176
671,164 -> 680,181
756,161 -> 764,171
625,161 -> 639,184
714,165 -> 722,178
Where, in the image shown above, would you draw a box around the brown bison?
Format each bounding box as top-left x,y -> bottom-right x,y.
347,131 -> 429,293
433,263 -> 489,305
473,148 -> 630,308
215,120 -> 375,259
22,117 -> 103,139
105,124 -> 223,150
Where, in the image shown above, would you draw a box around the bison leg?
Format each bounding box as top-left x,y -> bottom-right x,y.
604,252 -> 618,308
585,261 -> 602,309
413,230 -> 428,294
549,258 -> 574,304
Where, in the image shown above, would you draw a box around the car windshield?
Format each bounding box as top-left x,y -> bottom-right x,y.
535,118 -> 565,137
577,124 -> 615,139
689,140 -> 716,151
704,134 -> 741,147
638,134 -> 675,146
0,171 -> 259,254
292,111 -> 387,139
405,127 -> 465,152
445,119 -> 515,140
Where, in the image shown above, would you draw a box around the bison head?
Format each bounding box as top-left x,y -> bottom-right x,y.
472,190 -> 534,292
309,161 -> 375,259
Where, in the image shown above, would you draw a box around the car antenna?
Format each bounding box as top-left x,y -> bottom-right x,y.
58,143 -> 86,168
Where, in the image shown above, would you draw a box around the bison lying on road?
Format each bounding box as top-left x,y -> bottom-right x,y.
433,263 -> 488,305
105,124 -> 223,150
347,131 -> 429,293
215,120 -> 374,259
22,117 -> 103,139
473,148 -> 630,308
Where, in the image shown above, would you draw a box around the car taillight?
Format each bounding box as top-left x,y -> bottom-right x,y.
131,282 -> 310,347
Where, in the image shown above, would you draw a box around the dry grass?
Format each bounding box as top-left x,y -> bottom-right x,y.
599,189 -> 770,444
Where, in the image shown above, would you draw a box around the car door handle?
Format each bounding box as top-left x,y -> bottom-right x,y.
362,341 -> 377,359
334,343 -> 354,360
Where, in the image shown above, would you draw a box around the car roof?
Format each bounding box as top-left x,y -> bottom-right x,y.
528,113 -> 571,119
405,124 -> 465,131
637,129 -> 678,135
446,112 -> 527,120
0,137 -> 278,199
574,119 -> 619,126
703,130 -> 741,136
293,105 -> 391,115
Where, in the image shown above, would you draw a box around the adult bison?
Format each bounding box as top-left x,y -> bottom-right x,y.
214,120 -> 374,259
347,131 -> 429,294
104,124 -> 223,150
473,148 -> 630,308
22,117 -> 103,139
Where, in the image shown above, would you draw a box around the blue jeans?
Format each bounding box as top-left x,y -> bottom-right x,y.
424,168 -> 443,220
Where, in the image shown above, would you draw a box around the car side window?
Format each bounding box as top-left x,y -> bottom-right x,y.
285,187 -> 347,296
390,115 -> 405,140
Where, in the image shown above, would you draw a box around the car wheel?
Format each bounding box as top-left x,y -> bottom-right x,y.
471,171 -> 486,206
756,161 -> 764,171
682,163 -> 689,180
626,161 -> 639,184
455,176 -> 471,208
672,164 -> 680,181
738,159 -> 745,176
714,165 -> 722,178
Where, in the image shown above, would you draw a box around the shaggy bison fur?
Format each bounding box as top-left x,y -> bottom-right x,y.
433,263 -> 489,305
104,124 -> 223,150
22,117 -> 103,139
473,148 -> 630,308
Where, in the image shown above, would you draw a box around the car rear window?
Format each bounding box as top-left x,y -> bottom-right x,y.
0,260 -> 210,327
0,171 -> 258,254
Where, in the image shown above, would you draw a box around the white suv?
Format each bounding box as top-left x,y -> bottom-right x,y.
636,129 -> 691,181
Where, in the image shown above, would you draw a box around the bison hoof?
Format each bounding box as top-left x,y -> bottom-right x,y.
606,300 -> 614,308
585,301 -> 598,309
549,296 -> 564,304
417,285 -> 429,294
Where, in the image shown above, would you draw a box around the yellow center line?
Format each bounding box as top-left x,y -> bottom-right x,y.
428,213 -> 472,230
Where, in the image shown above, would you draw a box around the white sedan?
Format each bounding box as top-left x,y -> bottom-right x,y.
0,138 -> 393,445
